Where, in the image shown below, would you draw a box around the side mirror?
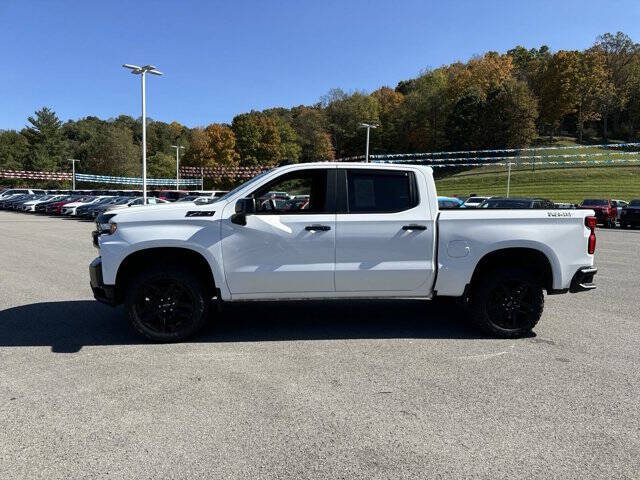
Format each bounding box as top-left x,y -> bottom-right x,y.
235,197 -> 256,214
231,197 -> 255,225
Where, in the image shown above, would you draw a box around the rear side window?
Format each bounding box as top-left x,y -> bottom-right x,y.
346,170 -> 418,213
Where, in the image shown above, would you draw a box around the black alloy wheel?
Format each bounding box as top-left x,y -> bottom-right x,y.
486,279 -> 537,330
133,279 -> 198,335
470,267 -> 544,338
126,265 -> 210,342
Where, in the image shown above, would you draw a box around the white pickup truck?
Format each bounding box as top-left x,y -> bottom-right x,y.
90,162 -> 598,342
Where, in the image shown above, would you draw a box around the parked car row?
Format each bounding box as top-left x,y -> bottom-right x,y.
578,198 -> 631,228
440,194 -> 638,228
0,188 -> 229,220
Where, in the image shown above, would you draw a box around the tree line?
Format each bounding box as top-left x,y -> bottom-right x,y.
1,31 -> 639,186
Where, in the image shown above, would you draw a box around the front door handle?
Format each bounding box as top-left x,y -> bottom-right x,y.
305,225 -> 331,231
402,224 -> 427,231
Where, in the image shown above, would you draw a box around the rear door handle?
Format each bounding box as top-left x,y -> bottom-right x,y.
402,224 -> 427,231
305,225 -> 331,231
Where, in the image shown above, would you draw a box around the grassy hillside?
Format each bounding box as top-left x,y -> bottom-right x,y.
434,138 -> 640,203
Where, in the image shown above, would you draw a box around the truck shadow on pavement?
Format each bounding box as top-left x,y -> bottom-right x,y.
0,298 -> 488,353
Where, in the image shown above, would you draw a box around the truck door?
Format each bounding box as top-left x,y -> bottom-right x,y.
221,168 -> 336,295
335,168 -> 436,293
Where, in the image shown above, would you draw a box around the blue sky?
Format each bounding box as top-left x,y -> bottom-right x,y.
1,0 -> 638,130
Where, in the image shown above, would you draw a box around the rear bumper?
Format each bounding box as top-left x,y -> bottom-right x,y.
569,266 -> 597,293
89,257 -> 119,306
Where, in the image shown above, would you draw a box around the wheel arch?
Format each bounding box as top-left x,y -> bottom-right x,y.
470,247 -> 555,293
115,247 -> 218,302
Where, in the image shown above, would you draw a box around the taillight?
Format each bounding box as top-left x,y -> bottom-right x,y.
585,216 -> 596,254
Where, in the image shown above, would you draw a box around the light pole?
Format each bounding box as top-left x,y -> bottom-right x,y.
68,158 -> 80,190
358,123 -> 377,163
122,64 -> 163,202
171,145 -> 185,191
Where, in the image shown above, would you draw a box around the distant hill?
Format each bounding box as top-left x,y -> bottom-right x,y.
434,138 -> 640,203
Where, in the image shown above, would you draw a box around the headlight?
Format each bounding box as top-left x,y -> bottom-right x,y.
96,213 -> 117,234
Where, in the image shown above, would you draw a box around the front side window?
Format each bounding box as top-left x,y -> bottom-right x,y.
249,169 -> 329,214
346,170 -> 417,213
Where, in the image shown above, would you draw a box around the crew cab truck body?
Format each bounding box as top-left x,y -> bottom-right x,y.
90,162 -> 598,342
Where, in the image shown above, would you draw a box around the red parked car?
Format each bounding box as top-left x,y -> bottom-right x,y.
45,196 -> 84,215
580,199 -> 617,228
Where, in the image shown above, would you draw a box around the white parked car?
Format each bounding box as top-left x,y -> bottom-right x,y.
463,196 -> 490,208
91,162 -> 598,342
62,196 -> 110,216
0,188 -> 46,200
188,190 -> 229,198
611,199 -> 628,221
21,195 -> 65,212
104,197 -> 168,213
176,195 -> 218,205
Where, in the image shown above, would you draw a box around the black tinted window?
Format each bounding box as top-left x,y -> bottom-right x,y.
483,200 -> 531,209
582,199 -> 607,206
347,170 -> 417,213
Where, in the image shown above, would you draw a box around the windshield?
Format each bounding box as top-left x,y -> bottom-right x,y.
216,169 -> 273,202
466,197 -> 486,203
629,200 -> 640,207
582,199 -> 607,206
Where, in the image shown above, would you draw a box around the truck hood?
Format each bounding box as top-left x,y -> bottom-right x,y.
107,200 -> 226,223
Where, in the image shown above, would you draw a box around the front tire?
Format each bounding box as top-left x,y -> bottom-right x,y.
125,265 -> 210,342
469,267 -> 544,338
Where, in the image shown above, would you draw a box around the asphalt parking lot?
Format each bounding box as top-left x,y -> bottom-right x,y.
1,211 -> 639,479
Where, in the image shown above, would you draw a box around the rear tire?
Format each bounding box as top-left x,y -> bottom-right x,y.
125,264 -> 210,342
469,267 -> 544,338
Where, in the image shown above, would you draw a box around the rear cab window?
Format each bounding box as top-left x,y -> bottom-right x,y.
342,169 -> 419,213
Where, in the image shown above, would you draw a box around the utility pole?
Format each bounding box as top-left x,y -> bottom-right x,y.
171,145 -> 185,191
358,123 -> 377,163
122,64 -> 163,202
68,158 -> 80,190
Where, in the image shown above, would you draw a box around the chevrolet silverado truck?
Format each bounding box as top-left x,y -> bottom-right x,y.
90,162 -> 598,342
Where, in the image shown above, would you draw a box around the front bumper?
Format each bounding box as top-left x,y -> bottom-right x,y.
89,257 -> 119,306
569,266 -> 597,293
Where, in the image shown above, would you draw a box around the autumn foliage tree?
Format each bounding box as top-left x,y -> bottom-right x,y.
2,31 -> 639,188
